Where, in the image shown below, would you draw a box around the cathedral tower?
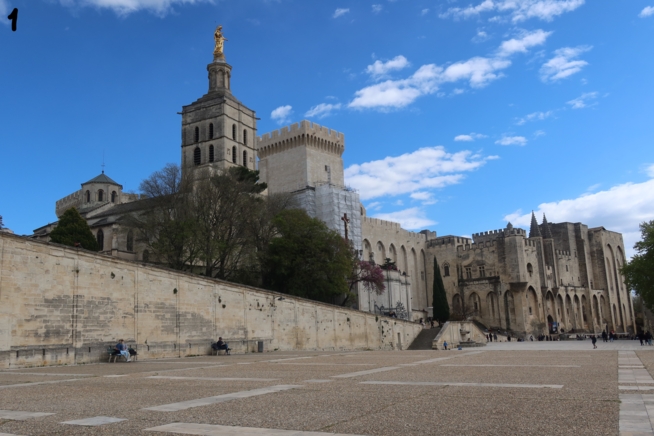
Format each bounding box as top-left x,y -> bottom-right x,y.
180,26 -> 257,179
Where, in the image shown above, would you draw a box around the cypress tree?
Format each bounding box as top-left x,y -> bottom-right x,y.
432,256 -> 450,324
49,208 -> 99,251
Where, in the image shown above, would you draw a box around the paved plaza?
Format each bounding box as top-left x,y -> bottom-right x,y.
0,341 -> 653,435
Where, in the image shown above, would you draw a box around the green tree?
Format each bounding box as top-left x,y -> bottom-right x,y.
263,209 -> 354,304
432,256 -> 450,324
49,208 -> 99,251
622,221 -> 654,309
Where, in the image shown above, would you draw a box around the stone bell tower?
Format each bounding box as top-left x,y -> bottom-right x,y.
180,26 -> 257,179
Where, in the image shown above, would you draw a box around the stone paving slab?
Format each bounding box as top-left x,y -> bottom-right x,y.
62,416 -> 126,426
0,410 -> 55,421
0,348 -> 629,435
143,385 -> 304,412
145,423 -> 364,435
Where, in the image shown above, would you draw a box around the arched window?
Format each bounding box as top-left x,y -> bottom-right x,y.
443,263 -> 450,277
243,129 -> 247,146
142,250 -> 150,262
232,124 -> 237,140
232,146 -> 237,163
527,263 -> 533,277
209,145 -> 214,163
86,190 -> 90,203
111,191 -> 117,203
96,229 -> 104,251
97,189 -> 104,202
209,123 -> 214,139
126,230 -> 134,252
194,126 -> 199,143
194,147 -> 201,166
243,150 -> 247,168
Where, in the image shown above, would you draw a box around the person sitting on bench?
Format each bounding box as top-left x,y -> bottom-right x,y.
212,337 -> 231,355
114,339 -> 131,362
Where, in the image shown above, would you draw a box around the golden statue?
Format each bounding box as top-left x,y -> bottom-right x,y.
213,25 -> 227,60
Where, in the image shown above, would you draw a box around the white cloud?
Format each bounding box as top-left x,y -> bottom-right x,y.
373,207 -> 437,230
516,110 -> 553,125
497,29 -> 552,57
646,164 -> 654,178
366,201 -> 382,211
473,29 -> 490,43
344,146 -> 496,200
372,4 -> 382,13
640,6 -> 654,17
366,55 -> 410,78
54,0 -> 212,15
421,8 -> 430,15
410,191 -> 437,205
305,103 -> 341,119
0,0 -> 9,20
333,8 -> 350,18
566,91 -> 598,109
454,133 -> 487,141
441,0 -> 585,22
349,30 -> 548,110
504,175 -> 654,258
540,46 -> 592,82
270,105 -> 293,125
496,136 -> 527,146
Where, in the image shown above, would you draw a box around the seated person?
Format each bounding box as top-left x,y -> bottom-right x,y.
212,337 -> 231,355
114,339 -> 131,362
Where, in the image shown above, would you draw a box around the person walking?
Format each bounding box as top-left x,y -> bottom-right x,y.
602,331 -> 607,343
591,335 -> 597,349
639,332 -> 644,346
493,333 -> 497,341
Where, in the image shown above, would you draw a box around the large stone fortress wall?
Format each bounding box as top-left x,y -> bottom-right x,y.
0,233 -> 421,369
257,120 -> 346,193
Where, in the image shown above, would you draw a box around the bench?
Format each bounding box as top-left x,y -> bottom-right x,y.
107,347 -> 137,362
107,346 -> 127,363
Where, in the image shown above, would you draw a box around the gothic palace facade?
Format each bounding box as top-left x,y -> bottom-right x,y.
32,30 -> 635,336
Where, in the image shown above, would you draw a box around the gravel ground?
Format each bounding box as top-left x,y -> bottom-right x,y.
0,347 -> 633,435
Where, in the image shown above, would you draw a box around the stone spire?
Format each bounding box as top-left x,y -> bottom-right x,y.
541,213 -> 553,239
529,211 -> 541,238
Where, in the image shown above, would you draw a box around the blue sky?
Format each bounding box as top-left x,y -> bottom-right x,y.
1,0 -> 653,256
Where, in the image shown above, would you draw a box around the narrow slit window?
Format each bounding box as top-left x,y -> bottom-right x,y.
243,150 -> 247,167
96,229 -> 104,251
86,190 -> 90,203
126,230 -> 134,252
232,146 -> 237,163
194,126 -> 199,143
194,147 -> 201,166
232,124 -> 236,141
209,123 -> 214,139
209,145 -> 214,163
97,189 -> 104,202
243,129 -> 247,146
111,191 -> 117,203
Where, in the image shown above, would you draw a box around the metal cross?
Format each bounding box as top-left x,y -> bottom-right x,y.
341,213 -> 350,241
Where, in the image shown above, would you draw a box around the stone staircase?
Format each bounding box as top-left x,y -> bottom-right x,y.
407,328 -> 441,350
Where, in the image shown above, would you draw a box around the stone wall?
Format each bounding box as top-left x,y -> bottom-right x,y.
0,233 -> 422,369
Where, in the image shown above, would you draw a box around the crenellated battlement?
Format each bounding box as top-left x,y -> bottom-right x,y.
257,120 -> 345,158
55,190 -> 83,217
456,240 -> 497,252
426,236 -> 471,249
472,227 -> 526,244
555,249 -> 571,257
362,217 -> 427,241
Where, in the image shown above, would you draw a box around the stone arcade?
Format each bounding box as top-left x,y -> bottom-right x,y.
32,27 -> 635,336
